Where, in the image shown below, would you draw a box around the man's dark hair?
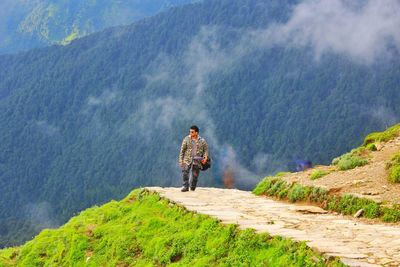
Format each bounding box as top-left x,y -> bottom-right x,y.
190,125 -> 199,133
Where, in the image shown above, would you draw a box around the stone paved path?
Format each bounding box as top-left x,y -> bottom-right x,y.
147,187 -> 400,267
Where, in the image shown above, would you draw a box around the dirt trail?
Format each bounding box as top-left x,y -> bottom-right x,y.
282,137 -> 400,204
147,187 -> 400,267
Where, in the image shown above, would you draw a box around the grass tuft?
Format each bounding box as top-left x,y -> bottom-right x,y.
332,151 -> 368,170
382,207 -> 400,222
275,172 -> 290,177
386,153 -> 400,183
366,143 -> 377,151
310,170 -> 331,180
389,165 -> 400,183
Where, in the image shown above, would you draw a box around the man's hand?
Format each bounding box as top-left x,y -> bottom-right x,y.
201,156 -> 208,165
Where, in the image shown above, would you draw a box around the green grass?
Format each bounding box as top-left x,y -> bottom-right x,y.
332,148 -> 369,170
253,177 -> 400,222
275,172 -> 290,177
389,166 -> 400,183
363,123 -> 400,146
386,153 -> 400,183
365,143 -> 377,151
0,189 -> 345,267
310,170 -> 331,180
382,206 -> 400,222
330,123 -> 400,171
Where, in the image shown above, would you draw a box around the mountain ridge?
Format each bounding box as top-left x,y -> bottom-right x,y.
0,0 -> 196,55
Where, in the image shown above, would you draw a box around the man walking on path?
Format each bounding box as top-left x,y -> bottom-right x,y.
179,125 -> 209,192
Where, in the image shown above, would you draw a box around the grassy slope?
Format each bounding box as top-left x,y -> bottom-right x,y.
0,189 -> 344,267
254,123 -> 400,222
363,124 -> 400,146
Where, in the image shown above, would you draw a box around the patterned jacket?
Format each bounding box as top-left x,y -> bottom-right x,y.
179,135 -> 209,166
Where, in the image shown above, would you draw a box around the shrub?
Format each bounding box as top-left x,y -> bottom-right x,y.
267,179 -> 286,195
392,154 -> 400,163
389,165 -> 400,183
332,153 -> 368,170
366,143 -> 377,151
287,184 -> 306,202
253,177 -> 276,195
386,153 -> 400,183
310,170 -> 331,180
309,187 -> 328,203
382,208 -> 400,222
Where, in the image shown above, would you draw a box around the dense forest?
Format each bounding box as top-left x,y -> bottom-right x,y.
0,0 -> 194,54
0,0 -> 399,247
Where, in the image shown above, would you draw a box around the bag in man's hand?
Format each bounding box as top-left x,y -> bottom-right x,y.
200,157 -> 211,171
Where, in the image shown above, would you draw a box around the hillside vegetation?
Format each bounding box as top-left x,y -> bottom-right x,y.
0,0 -> 194,54
0,0 -> 399,247
0,189 -> 344,267
254,123 -> 400,222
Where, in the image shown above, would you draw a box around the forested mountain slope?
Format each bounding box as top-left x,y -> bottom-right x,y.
0,0 -> 194,54
0,0 -> 399,247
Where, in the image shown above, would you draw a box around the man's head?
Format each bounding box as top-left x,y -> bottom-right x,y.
189,125 -> 199,138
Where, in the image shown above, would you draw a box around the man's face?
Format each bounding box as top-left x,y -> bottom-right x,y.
189,129 -> 198,138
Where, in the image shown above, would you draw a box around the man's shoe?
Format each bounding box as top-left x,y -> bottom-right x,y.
181,187 -> 189,192
190,187 -> 196,191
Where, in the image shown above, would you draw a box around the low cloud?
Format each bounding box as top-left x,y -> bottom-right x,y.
255,0 -> 400,63
81,89 -> 120,139
24,202 -> 58,233
36,120 -> 59,137
251,152 -> 287,175
184,26 -> 234,95
87,90 -> 118,107
122,26 -> 274,189
119,0 -> 400,188
370,106 -> 398,128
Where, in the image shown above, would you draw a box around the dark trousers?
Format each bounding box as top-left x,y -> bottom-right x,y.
182,164 -> 200,189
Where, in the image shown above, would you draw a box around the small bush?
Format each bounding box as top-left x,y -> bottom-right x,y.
309,187 -> 328,203
253,177 -> 276,195
310,170 -> 330,180
267,180 -> 286,195
363,202 -> 381,218
366,143 -> 377,151
386,153 -> 400,183
287,184 -> 306,202
332,153 -> 368,170
392,154 -> 400,164
382,208 -> 400,222
277,188 -> 289,199
389,165 -> 400,183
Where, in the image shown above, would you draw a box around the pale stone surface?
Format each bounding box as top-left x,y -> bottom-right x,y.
147,187 -> 400,267
290,205 -> 328,214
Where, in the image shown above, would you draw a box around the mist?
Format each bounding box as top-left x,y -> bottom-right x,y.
122,27 -> 278,190
24,202 -> 58,233
126,0 -> 400,189
254,0 -> 400,63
